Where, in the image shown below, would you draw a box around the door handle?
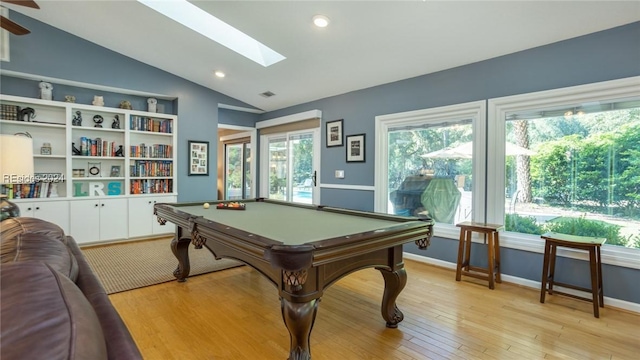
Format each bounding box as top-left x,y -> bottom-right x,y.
312,170 -> 317,187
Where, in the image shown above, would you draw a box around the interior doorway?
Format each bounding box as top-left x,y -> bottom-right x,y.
217,126 -> 256,200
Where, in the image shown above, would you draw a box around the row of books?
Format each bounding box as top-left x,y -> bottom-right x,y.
130,179 -> 173,194
1,183 -> 58,199
130,160 -> 173,177
130,143 -> 173,158
130,116 -> 172,134
77,137 -> 121,157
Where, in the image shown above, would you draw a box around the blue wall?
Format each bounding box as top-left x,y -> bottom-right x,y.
219,108 -> 260,127
2,11 -> 638,306
256,22 -> 640,305
1,11 -> 258,202
261,22 -> 640,189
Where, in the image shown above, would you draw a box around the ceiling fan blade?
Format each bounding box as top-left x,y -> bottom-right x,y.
2,0 -> 39,9
1,15 -> 30,35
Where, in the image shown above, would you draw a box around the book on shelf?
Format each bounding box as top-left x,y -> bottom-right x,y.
129,115 -> 172,133
129,143 -> 173,158
1,182 -> 56,199
130,160 -> 173,177
77,137 -> 118,156
130,179 -> 173,194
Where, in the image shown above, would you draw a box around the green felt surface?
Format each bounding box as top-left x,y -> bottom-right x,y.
178,202 -> 405,246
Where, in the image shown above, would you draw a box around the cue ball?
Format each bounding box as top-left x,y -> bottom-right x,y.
203,202 -> 210,209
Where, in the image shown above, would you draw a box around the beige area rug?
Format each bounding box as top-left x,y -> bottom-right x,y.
82,238 -> 242,294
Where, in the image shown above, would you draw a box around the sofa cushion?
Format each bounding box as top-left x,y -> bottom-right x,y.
0,262 -> 108,360
0,217 -> 78,281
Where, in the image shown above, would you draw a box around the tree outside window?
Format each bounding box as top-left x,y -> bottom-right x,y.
505,105 -> 640,248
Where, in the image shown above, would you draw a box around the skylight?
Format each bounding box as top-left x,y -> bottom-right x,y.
137,0 -> 285,67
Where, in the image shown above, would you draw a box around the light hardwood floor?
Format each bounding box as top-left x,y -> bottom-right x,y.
109,259 -> 640,360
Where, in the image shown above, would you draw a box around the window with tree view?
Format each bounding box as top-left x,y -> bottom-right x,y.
504,101 -> 640,249
387,120 -> 473,224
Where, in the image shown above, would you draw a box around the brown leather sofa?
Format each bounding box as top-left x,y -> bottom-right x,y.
0,217 -> 142,360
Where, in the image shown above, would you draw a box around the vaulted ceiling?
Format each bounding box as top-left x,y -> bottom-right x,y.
5,1 -> 639,112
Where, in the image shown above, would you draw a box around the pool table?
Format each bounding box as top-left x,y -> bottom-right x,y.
154,198 -> 433,360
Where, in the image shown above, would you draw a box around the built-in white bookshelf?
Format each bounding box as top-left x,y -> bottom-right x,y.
0,94 -> 177,242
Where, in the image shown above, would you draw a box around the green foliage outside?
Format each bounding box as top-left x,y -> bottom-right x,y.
266,137 -> 313,197
388,125 -> 472,189
529,111 -> 640,217
545,216 -> 625,246
522,109 -> 640,248
386,107 -> 640,249
505,213 -> 543,235
292,137 -> 313,186
226,146 -> 243,189
504,213 -> 637,247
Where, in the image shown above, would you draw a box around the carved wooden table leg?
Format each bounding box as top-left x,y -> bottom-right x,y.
281,298 -> 319,360
171,236 -> 191,282
377,267 -> 407,328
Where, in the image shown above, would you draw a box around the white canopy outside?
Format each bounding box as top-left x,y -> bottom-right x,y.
421,142 -> 535,159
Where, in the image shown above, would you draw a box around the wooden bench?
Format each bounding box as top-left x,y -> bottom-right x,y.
540,232 -> 606,318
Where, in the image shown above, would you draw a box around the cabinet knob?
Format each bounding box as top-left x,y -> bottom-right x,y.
35,207 -> 40,210
101,203 -> 105,207
148,201 -> 152,204
27,207 -> 32,211
95,204 -> 99,207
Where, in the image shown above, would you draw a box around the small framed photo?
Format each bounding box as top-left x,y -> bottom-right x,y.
188,140 -> 209,176
326,119 -> 343,147
346,134 -> 365,162
110,165 -> 121,178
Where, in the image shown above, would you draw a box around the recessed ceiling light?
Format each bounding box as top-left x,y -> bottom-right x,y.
214,71 -> 225,78
313,15 -> 330,28
138,0 -> 285,67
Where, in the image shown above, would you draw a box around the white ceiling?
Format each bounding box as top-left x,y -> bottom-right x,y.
5,1 -> 640,112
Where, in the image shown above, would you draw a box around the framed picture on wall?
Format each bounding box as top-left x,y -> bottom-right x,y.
188,140 -> 209,176
346,134 -> 365,162
326,119 -> 343,147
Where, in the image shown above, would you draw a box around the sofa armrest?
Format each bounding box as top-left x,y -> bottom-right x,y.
67,237 -> 143,360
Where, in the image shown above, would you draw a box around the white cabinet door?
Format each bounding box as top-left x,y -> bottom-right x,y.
127,197 -> 153,238
69,198 -> 127,243
98,198 -> 128,241
69,200 -> 101,243
17,201 -> 70,234
128,195 -> 176,238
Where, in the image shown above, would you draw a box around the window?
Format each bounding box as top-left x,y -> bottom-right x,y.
257,109 -> 321,204
488,77 -> 640,267
260,129 -> 320,204
375,101 -> 486,238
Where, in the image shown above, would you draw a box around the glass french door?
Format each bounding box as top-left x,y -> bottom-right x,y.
262,129 -> 319,204
224,142 -> 251,200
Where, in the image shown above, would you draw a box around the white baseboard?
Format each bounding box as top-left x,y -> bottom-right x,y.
403,252 -> 640,314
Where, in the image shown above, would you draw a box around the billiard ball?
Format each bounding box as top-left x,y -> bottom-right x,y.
203,202 -> 210,209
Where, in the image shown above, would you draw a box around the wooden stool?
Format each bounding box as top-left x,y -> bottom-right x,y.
455,222 -> 503,289
540,232 -> 606,318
